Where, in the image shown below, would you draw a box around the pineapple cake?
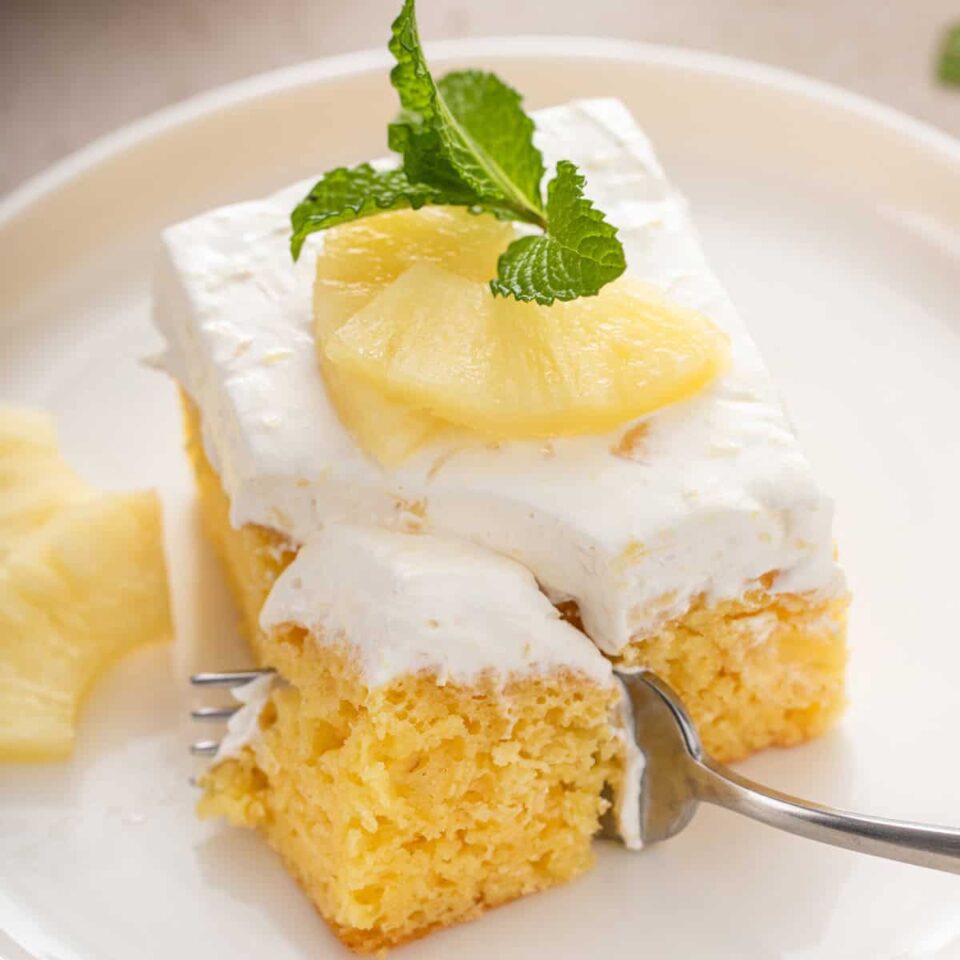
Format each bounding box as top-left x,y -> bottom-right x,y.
154,4 -> 847,944
0,408 -> 172,762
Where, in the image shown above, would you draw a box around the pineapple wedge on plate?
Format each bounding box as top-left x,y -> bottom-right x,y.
0,407 -> 91,559
0,408 -> 172,762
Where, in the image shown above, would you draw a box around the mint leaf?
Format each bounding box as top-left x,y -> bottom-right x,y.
491,161 -> 626,305
437,70 -> 545,216
388,0 -> 546,225
939,23 -> 960,85
289,0 -> 628,304
291,164 -> 444,259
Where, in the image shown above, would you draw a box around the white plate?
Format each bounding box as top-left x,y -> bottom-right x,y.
3,37 -> 960,960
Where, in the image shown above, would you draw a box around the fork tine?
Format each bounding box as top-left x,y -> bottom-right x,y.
188,669 -> 273,770
191,706 -> 240,721
190,669 -> 271,687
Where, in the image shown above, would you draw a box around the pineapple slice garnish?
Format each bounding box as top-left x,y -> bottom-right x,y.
314,207 -> 728,455
314,207 -> 514,464
315,205 -> 516,324
0,409 -> 171,762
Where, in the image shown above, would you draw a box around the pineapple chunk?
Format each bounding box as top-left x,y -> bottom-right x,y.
313,206 -> 729,454
317,359 -> 453,466
325,264 -> 730,439
313,207 -> 512,464
315,206 -> 514,315
0,408 -> 91,561
0,409 -> 172,762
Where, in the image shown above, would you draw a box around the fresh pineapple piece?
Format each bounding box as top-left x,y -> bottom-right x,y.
313,207 -> 512,464
325,263 -> 730,439
0,408 -> 91,561
0,409 -> 172,762
314,206 -> 728,452
317,359 -> 455,466
315,205 -> 514,323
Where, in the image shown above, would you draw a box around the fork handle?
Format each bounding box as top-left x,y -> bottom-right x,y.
693,756 -> 960,874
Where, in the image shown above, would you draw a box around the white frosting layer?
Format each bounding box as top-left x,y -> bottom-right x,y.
155,98 -> 844,655
260,523 -> 616,688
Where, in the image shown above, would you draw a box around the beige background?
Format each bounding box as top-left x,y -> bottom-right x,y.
2,0 -> 959,196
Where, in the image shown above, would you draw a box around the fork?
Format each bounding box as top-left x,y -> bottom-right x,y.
188,669 -> 270,757
190,668 -> 960,872
608,670 -> 960,871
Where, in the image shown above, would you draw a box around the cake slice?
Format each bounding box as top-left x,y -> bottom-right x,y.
158,98 -> 847,765
198,522 -> 637,952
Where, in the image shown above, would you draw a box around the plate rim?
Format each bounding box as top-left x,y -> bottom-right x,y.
2,35 -> 960,229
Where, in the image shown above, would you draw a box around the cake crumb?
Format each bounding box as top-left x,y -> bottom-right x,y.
262,348 -> 293,366
555,599 -> 584,630
427,447 -> 462,481
757,570 -> 779,590
611,421 -> 650,461
395,497 -> 428,533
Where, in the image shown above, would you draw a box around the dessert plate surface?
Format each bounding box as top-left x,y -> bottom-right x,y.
2,38 -> 960,960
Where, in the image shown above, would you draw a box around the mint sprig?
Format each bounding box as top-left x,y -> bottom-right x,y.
492,161 -> 627,305
290,0 -> 626,304
939,23 -> 960,86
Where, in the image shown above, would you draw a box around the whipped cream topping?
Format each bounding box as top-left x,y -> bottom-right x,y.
155,98 -> 844,655
261,522 -> 617,687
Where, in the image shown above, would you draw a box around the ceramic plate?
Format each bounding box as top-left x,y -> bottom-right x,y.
2,38 -> 960,960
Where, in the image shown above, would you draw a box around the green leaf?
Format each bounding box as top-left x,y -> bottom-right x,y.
288,0 -> 627,305
290,164 -> 442,259
388,0 -> 546,225
939,23 -> 960,85
491,161 -> 627,305
437,70 -> 546,213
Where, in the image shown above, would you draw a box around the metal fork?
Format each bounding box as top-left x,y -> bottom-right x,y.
190,668 -> 960,872
609,670 -> 960,872
189,669 -> 271,757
